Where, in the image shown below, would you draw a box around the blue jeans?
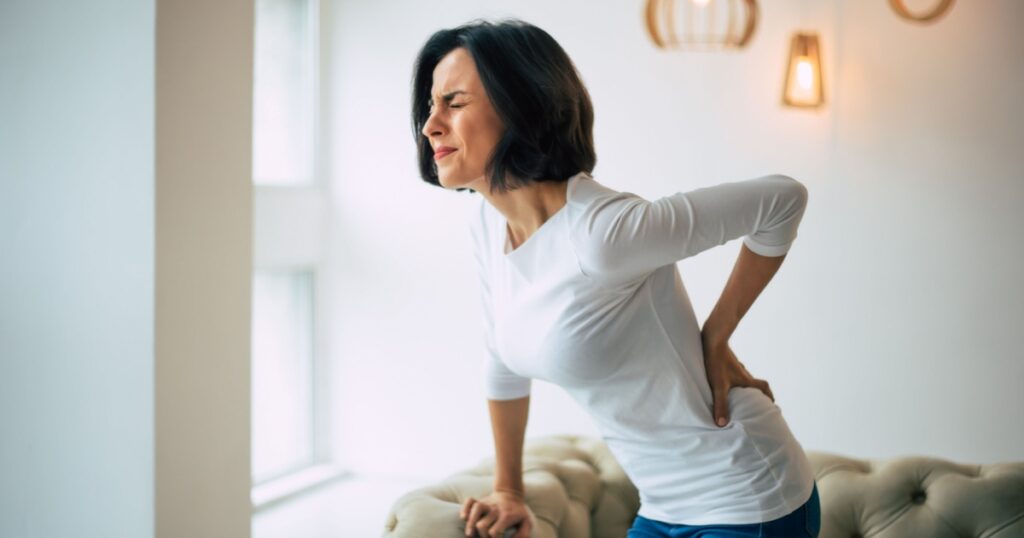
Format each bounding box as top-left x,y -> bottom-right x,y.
627,482 -> 821,538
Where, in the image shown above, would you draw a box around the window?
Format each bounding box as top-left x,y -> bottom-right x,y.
250,0 -> 342,508
251,270 -> 315,484
253,0 -> 316,186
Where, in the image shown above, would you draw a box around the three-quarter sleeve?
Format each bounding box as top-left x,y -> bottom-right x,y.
469,202 -> 532,400
575,174 -> 809,282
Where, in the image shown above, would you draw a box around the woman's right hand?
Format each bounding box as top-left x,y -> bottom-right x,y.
460,490 -> 534,538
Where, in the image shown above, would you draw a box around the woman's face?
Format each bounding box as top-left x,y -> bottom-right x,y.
421,47 -> 505,192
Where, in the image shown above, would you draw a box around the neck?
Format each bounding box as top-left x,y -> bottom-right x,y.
478,177 -> 569,247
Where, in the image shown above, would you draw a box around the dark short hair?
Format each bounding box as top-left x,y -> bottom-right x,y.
411,18 -> 597,195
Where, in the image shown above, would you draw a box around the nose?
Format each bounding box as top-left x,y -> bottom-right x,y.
421,108 -> 445,141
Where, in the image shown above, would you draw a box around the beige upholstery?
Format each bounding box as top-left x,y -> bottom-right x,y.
382,434 -> 1024,537
808,450 -> 1023,537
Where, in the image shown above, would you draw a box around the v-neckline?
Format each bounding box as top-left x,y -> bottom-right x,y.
502,173 -> 580,257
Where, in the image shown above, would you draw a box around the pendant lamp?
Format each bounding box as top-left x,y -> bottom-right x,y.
782,32 -> 824,108
889,0 -> 955,24
645,0 -> 759,50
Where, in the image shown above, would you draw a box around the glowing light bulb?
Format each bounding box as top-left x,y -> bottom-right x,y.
796,57 -> 814,89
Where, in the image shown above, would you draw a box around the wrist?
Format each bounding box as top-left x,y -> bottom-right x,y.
493,487 -> 525,500
701,325 -> 731,348
493,478 -> 524,494
702,308 -> 736,344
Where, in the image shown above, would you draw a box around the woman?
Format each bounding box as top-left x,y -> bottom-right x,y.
411,18 -> 820,538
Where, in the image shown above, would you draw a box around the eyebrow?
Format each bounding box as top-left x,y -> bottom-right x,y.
427,90 -> 468,106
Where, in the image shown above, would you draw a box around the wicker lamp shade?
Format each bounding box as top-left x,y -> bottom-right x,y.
889,0 -> 956,24
645,0 -> 759,50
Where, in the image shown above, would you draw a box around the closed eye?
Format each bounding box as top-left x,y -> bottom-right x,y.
427,103 -> 464,114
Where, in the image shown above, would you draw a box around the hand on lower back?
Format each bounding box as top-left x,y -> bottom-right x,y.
701,337 -> 775,427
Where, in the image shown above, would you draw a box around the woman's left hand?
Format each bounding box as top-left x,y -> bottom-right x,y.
700,334 -> 774,428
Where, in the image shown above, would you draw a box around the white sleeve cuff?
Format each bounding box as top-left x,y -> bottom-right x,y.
485,378 -> 532,400
743,235 -> 793,257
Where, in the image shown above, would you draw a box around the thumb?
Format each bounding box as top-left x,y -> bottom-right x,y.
713,387 -> 730,427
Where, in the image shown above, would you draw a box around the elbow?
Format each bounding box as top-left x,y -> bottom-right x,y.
772,174 -> 809,208
794,179 -> 809,208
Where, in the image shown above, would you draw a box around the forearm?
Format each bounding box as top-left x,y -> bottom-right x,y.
702,242 -> 786,346
487,395 -> 530,494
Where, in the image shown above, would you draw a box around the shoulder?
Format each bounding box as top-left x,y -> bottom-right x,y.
567,172 -> 647,222
565,172 -> 652,281
568,171 -> 633,202
566,172 -> 651,241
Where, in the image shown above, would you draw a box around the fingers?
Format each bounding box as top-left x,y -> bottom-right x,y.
487,514 -> 512,538
715,377 -> 776,427
474,510 -> 498,537
738,377 -> 774,402
460,497 -> 474,519
491,513 -> 532,538
464,501 -> 488,536
511,513 -> 533,538
753,378 -> 775,402
512,512 -> 536,536
712,384 -> 729,427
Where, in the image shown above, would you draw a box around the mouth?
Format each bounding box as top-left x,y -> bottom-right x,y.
434,149 -> 457,161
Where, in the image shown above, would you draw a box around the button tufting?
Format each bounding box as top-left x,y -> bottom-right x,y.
911,490 -> 927,504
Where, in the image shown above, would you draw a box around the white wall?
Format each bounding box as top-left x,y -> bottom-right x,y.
0,1 -> 155,537
323,0 -> 1023,486
822,0 -> 1024,459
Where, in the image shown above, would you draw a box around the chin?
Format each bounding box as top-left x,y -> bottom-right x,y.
439,172 -> 472,190
437,173 -> 456,189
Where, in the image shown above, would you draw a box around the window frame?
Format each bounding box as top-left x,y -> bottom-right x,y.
249,0 -> 348,511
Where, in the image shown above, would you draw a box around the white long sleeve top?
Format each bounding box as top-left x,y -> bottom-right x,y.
468,170 -> 815,525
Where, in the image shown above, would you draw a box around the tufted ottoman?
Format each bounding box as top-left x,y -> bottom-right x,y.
381,434 -> 1024,537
